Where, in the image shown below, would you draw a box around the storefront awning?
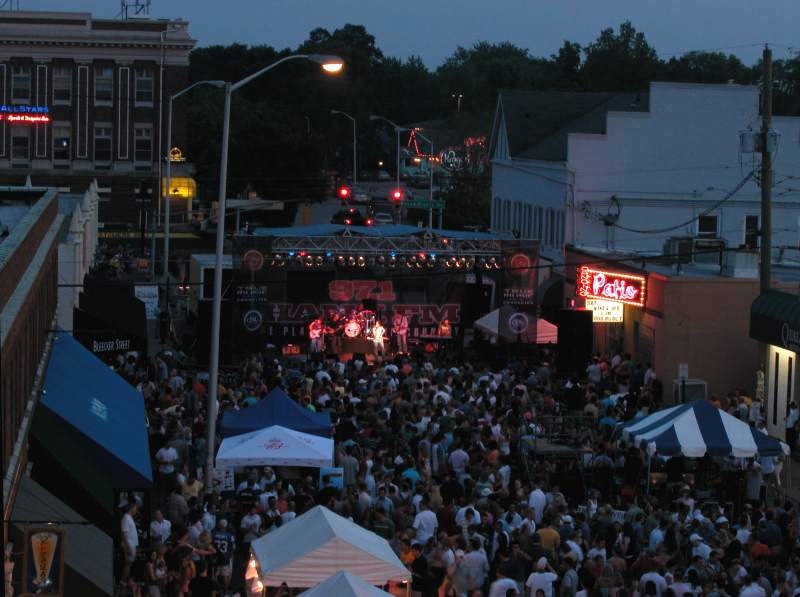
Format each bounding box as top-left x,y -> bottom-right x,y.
31,331 -> 152,490
750,289 -> 800,351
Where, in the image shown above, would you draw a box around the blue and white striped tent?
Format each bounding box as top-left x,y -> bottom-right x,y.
619,399 -> 788,458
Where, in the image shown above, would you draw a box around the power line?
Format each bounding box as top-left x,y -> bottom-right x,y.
608,171 -> 755,234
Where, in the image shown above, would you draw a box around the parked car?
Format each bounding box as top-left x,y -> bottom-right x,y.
373,212 -> 394,225
377,170 -> 392,181
351,186 -> 371,203
409,174 -> 429,188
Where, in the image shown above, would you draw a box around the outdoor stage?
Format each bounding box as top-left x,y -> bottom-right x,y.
190,224 -> 540,364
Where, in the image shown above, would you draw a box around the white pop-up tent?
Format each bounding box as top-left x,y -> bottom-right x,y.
250,505 -> 411,588
298,570 -> 394,597
474,306 -> 558,343
215,425 -> 334,468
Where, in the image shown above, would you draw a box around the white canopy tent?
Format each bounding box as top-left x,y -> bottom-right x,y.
215,425 -> 334,468
250,505 -> 411,588
298,570 -> 394,597
474,306 -> 558,343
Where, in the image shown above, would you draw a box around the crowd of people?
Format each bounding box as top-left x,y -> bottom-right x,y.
111,341 -> 800,597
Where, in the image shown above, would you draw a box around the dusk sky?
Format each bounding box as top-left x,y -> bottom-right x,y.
22,0 -> 800,67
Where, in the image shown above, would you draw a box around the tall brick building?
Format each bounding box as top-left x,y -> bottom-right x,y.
0,11 -> 196,225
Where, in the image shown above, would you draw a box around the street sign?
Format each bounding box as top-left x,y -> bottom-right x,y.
404,199 -> 445,210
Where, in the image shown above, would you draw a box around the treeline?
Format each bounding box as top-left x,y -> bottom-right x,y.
185,21 -> 798,224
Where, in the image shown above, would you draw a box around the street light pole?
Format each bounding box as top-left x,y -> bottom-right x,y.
157,26 -> 180,227
370,115 -> 407,222
331,110 -> 357,183
413,129 -> 435,229
163,80 -> 225,302
204,54 -> 344,494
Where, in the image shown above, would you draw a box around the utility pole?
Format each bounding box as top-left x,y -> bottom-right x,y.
759,45 -> 773,295
759,45 -> 773,425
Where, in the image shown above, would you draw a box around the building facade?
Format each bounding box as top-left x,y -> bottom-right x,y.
1,187 -> 62,525
0,11 -> 196,225
490,82 -> 800,262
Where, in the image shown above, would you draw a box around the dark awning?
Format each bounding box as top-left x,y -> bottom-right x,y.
750,289 -> 800,351
31,331 -> 152,490
221,387 -> 332,438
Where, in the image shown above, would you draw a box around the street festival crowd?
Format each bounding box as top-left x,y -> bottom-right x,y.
110,336 -> 800,597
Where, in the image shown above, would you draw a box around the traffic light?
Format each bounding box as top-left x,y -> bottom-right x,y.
390,189 -> 404,201
338,186 -> 351,201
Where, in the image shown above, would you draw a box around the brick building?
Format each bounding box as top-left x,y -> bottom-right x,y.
1,187 -> 62,525
0,10 -> 196,226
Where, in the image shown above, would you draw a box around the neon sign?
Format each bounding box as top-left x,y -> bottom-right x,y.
0,104 -> 51,124
577,266 -> 646,307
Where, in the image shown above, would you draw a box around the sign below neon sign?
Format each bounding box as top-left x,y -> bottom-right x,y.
585,299 -> 624,323
577,266 -> 646,307
0,104 -> 51,124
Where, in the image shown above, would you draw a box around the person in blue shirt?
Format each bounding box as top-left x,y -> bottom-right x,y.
401,458 -> 421,491
211,519 -> 236,594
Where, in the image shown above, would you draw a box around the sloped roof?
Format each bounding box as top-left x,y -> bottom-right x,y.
251,505 -> 410,587
496,90 -> 649,161
298,570 -> 393,597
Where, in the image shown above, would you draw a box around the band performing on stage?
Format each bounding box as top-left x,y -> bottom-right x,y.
307,305 -> 450,356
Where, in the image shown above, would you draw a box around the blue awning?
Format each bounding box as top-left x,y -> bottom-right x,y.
221,387 -> 331,438
32,331 -> 152,489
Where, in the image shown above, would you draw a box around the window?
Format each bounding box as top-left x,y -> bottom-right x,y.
11,66 -> 31,103
95,67 -> 113,103
547,208 -> 556,246
134,126 -> 152,162
53,66 -> 72,104
11,126 -> 30,160
697,214 -> 719,238
135,68 -> 153,103
53,125 -> 71,161
744,215 -> 759,249
94,125 -> 112,162
535,206 -> 543,240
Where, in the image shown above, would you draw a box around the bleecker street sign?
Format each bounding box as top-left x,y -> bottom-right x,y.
405,199 -> 445,210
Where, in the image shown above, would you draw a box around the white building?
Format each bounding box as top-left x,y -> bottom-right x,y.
490,82 -> 800,263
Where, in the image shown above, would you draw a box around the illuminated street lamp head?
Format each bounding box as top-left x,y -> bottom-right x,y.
308,54 -> 344,73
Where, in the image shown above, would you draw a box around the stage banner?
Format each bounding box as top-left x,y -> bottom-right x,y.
500,240 -> 539,342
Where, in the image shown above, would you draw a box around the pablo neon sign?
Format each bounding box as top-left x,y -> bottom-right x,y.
0,104 -> 51,124
577,266 -> 646,307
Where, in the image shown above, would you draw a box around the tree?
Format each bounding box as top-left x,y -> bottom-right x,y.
582,21 -> 663,91
665,51 -> 755,84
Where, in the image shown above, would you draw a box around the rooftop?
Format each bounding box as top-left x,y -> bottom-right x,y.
569,244 -> 800,283
0,187 -> 49,243
493,90 -> 649,161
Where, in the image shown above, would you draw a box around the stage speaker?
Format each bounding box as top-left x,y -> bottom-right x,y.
556,309 -> 593,375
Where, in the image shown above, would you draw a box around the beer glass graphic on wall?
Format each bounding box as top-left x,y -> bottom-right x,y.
30,532 -> 58,589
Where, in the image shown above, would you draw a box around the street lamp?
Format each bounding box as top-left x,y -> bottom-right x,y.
451,93 -> 464,112
205,53 -> 344,493
331,110 -> 357,183
163,80 -> 225,298
370,115 -> 406,190
413,129 -> 435,229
